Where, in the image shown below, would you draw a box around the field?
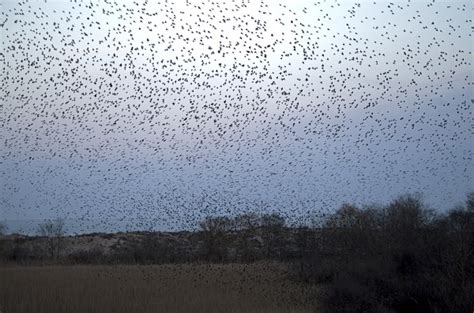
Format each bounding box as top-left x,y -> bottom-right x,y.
0,263 -> 317,313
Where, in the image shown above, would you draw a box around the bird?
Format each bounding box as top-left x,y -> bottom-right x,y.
0,0 -> 471,235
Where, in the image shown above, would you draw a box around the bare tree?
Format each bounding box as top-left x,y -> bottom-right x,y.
0,222 -> 6,236
234,213 -> 261,231
261,213 -> 286,259
0,222 -> 7,260
199,216 -> 232,261
234,213 -> 262,261
466,191 -> 474,212
261,213 -> 285,229
38,218 -> 65,259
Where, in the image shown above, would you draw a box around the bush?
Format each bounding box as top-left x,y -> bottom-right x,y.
69,248 -> 105,264
296,193 -> 474,313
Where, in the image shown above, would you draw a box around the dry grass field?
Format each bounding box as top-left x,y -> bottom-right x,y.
0,263 -> 318,313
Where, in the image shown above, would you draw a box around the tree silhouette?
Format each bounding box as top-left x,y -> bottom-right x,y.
38,218 -> 66,259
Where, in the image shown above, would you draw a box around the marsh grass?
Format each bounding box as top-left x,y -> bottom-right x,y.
0,263 -> 317,313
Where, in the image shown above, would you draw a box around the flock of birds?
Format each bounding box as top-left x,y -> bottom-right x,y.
0,0 -> 472,233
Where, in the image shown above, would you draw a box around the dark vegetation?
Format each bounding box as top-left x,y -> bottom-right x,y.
1,193 -> 473,313
0,264 -> 316,313
297,193 -> 474,313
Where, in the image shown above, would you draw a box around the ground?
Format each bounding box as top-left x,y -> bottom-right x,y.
0,263 -> 317,313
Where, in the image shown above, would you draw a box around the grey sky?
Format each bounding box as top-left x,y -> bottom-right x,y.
1,0 -> 472,233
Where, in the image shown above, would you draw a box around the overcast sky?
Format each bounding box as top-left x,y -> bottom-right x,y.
1,0 -> 472,234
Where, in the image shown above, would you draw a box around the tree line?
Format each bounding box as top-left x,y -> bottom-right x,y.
293,193 -> 474,313
0,192 -> 473,312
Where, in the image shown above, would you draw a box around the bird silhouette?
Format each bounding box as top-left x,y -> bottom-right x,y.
0,0 -> 471,234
